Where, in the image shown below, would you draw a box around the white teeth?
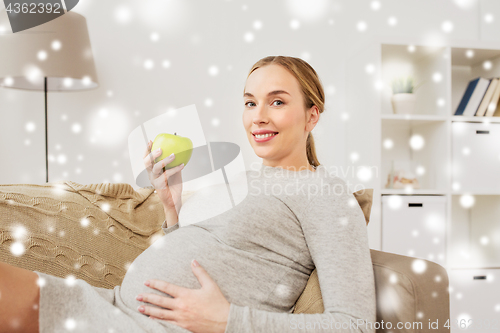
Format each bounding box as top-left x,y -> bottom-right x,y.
255,133 -> 277,138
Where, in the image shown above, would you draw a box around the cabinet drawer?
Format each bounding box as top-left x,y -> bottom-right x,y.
452,122 -> 500,192
448,268 -> 500,333
382,195 -> 446,265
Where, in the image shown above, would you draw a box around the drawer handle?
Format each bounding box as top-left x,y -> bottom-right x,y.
473,275 -> 487,280
476,130 -> 490,134
408,203 -> 423,207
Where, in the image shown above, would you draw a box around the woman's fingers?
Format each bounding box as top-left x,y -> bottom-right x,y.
138,305 -> 175,321
143,147 -> 162,171
151,153 -> 176,176
152,164 -> 184,190
146,279 -> 185,298
137,293 -> 176,310
143,140 -> 153,159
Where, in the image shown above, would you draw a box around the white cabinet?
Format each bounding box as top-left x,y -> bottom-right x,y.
452,122 -> 500,193
348,39 -> 500,332
448,268 -> 500,333
382,195 -> 447,266
449,195 -> 500,269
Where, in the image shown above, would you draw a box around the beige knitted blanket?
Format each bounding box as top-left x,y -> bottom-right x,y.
0,181 -> 166,288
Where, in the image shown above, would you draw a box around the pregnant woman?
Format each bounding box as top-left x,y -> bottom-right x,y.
0,56 -> 376,333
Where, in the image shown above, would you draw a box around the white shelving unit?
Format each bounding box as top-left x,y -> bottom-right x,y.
346,36 -> 500,332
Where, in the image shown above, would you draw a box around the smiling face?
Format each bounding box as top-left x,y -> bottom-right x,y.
243,64 -> 319,170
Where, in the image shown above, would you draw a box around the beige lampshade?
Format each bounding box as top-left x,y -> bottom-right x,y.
0,10 -> 98,91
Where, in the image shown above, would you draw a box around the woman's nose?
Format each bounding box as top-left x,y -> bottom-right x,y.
253,106 -> 269,123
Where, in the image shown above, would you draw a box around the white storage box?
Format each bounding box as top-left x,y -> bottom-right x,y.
448,268 -> 500,333
382,195 -> 447,265
452,122 -> 500,192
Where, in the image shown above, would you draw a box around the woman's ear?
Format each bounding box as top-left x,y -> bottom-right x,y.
306,105 -> 320,131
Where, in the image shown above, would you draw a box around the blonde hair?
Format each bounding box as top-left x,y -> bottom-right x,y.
245,56 -> 325,167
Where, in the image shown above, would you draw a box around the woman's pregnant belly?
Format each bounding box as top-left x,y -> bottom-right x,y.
119,225 -> 309,313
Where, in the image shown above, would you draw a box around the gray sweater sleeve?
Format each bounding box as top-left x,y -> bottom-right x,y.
161,219 -> 180,235
224,176 -> 376,333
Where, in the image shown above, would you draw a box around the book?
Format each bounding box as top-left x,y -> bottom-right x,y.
455,78 -> 479,116
484,78 -> 500,117
463,77 -> 491,116
475,78 -> 499,116
493,102 -> 500,117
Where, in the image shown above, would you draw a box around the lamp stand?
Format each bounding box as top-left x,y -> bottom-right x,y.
44,77 -> 48,183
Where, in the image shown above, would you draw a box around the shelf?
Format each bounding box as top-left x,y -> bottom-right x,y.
451,47 -> 500,67
451,46 -> 500,118
447,266 -> 500,270
381,189 -> 447,195
381,114 -> 448,121
381,120 -> 447,190
381,190 -> 500,196
451,116 -> 500,123
452,191 -> 500,195
382,115 -> 500,123
381,44 -> 449,117
382,114 -> 448,126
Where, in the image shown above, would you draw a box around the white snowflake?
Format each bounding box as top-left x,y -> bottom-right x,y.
72,123 -> 82,133
253,20 -> 263,30
114,6 -> 133,24
82,76 -> 92,86
80,218 -> 90,228
25,122 -> 36,132
243,32 -> 254,43
3,76 -> 14,86
57,154 -> 67,165
37,50 -> 48,61
411,259 -> 427,274
208,65 -> 219,76
10,242 -> 25,256
357,21 -> 367,32
113,173 -> 123,182
51,40 -> 62,51
204,98 -> 213,107
144,59 -> 155,70
65,318 -> 76,330
101,203 -> 111,212
290,19 -> 300,30
150,32 -> 160,42
37,277 -> 46,287
63,78 -> 73,88
211,118 -> 220,127
65,275 -> 77,287
12,225 -> 27,240
371,1 -> 381,10
441,20 -> 454,33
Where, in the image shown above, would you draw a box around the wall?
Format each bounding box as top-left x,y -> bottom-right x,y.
1,0 -> 499,248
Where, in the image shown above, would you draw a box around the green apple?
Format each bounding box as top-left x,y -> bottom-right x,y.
151,132 -> 193,170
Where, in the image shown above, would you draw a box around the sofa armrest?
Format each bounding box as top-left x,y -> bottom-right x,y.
371,249 -> 450,333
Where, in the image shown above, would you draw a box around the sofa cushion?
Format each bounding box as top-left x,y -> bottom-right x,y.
353,188 -> 373,226
293,188 -> 373,314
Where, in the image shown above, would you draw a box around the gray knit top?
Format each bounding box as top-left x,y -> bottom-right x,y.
121,163 -> 376,332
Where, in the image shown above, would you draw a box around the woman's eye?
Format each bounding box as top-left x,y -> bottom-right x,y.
273,100 -> 284,106
245,101 -> 255,107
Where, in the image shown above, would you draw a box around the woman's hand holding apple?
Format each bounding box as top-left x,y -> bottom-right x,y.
143,140 -> 185,222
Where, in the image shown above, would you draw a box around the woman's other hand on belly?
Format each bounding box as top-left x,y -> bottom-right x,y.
136,259 -> 230,333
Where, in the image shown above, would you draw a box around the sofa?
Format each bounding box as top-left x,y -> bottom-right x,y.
0,180 -> 450,332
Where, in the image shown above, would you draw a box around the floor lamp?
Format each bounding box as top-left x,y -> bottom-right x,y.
0,10 -> 98,183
